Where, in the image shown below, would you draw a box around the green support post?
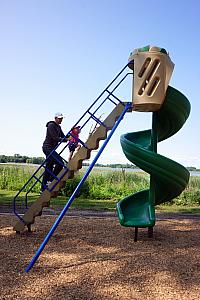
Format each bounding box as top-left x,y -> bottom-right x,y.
148,112 -> 158,237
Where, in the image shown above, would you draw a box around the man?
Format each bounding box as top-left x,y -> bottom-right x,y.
41,112 -> 68,191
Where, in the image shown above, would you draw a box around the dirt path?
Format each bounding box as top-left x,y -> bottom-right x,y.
0,214 -> 199,299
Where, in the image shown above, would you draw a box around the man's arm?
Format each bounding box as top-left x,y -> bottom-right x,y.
60,128 -> 70,142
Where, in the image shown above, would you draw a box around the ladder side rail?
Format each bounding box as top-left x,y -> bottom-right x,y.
91,96 -> 111,115
25,102 -> 132,273
13,135 -> 69,217
13,162 -> 46,217
25,173 -> 44,209
58,141 -> 69,156
89,90 -> 119,117
67,132 -> 89,148
80,72 -> 130,127
107,97 -> 117,105
14,126 -> 82,217
87,112 -> 107,128
14,175 -> 45,223
108,71 -> 133,97
80,71 -> 132,129
24,160 -> 64,209
13,64 -> 132,220
48,168 -> 69,192
33,153 -> 69,193
81,105 -> 107,129
51,153 -> 68,169
70,63 -> 130,129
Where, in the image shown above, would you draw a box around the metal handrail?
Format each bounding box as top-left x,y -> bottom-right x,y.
13,62 -> 133,222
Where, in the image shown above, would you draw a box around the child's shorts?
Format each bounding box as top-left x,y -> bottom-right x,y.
68,142 -> 78,152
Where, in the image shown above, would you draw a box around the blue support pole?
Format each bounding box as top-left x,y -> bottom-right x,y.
25,102 -> 132,273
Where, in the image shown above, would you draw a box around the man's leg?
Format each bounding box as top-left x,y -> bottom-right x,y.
51,151 -> 64,177
41,150 -> 54,191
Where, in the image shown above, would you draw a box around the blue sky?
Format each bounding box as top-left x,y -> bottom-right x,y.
0,0 -> 199,167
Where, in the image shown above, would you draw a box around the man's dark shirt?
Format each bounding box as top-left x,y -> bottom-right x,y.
43,121 -> 65,151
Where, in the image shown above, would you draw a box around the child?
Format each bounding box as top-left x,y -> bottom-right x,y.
68,126 -> 81,160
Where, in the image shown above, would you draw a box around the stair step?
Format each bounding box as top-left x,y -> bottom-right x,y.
13,190 -> 51,232
13,102 -> 128,232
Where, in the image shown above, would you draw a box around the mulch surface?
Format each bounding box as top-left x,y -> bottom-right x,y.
0,213 -> 199,300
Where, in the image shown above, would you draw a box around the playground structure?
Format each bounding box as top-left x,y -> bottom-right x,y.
12,45 -> 190,272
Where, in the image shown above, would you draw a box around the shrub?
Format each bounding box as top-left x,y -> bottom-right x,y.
61,171 -> 149,200
0,164 -> 41,193
1,164 -> 200,206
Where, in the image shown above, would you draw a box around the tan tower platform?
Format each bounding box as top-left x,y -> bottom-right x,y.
128,45 -> 174,112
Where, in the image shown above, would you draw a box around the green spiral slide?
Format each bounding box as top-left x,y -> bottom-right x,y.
116,86 -> 191,228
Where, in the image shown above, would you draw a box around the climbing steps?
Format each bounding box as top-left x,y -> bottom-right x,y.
14,102 -> 131,232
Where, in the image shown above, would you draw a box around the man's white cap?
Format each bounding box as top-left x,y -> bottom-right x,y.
55,112 -> 64,118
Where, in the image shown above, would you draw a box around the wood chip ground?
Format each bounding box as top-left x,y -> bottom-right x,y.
0,214 -> 199,299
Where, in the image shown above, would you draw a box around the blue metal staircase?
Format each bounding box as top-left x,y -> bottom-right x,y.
13,62 -> 133,232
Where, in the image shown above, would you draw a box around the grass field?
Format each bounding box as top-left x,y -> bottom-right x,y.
0,164 -> 199,214
0,189 -> 200,214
